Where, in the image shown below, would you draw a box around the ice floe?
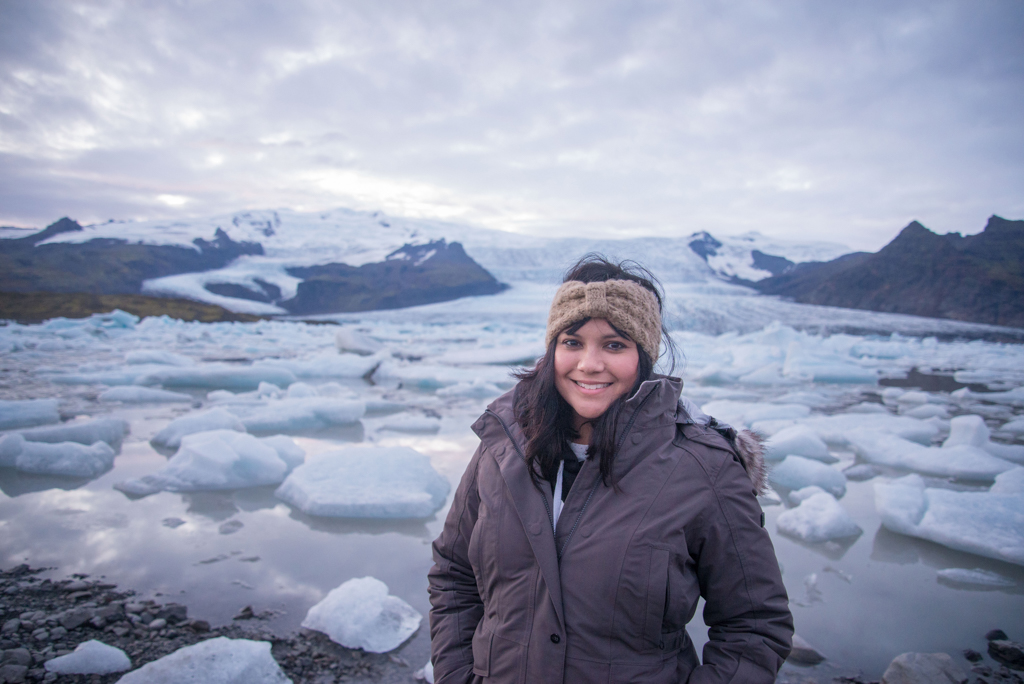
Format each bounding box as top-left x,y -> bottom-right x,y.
114,430 -> 304,496
234,397 -> 365,433
114,636 -> 291,683
301,577 -> 421,653
334,328 -> 384,355
151,408 -> 246,449
0,435 -> 115,477
849,431 -> 1014,481
135,363 -> 297,390
378,414 -> 441,433
19,418 -> 129,450
944,414 -> 1024,465
935,568 -> 1015,588
435,378 -> 504,399
769,456 -> 847,497
45,640 -> 131,675
754,413 -> 940,447
0,398 -> 60,431
875,473 -> 1024,566
776,491 -> 862,543
372,360 -> 512,390
125,350 -> 194,366
99,387 -> 193,403
275,446 -> 450,518
763,425 -> 835,463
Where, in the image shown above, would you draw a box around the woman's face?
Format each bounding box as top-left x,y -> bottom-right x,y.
554,318 -> 640,441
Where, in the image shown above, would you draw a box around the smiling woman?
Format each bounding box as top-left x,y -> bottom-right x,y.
428,255 -> 793,683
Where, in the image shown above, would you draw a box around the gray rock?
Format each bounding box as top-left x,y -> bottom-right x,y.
986,629 -> 1009,641
48,627 -> 66,641
787,634 -> 826,665
2,648 -> 31,666
988,640 -> 1024,670
148,619 -> 167,630
155,603 -> 187,623
1,620 -> 19,634
58,608 -> 91,630
0,663 -> 28,683
881,652 -> 968,684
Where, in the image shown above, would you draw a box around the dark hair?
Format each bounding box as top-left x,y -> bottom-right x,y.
513,254 -> 677,487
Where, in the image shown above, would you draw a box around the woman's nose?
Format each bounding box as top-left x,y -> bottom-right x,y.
577,346 -> 604,372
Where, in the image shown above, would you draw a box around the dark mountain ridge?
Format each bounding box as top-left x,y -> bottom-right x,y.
754,215 -> 1024,328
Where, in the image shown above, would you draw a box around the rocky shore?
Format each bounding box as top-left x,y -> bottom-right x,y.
0,565 -> 421,684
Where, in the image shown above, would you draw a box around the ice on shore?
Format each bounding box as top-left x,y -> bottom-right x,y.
275,446 -> 450,518
0,435 -> 115,477
944,414 -> 1024,465
0,398 -> 60,431
301,577 -> 421,653
849,431 -> 1014,481
20,418 -> 129,450
875,473 -> 1024,566
114,636 -> 292,684
763,425 -> 836,463
45,639 -> 131,674
135,363 -> 297,391
151,408 -> 246,449
769,456 -> 847,497
114,430 -> 304,496
99,387 -> 193,403
777,491 -> 862,543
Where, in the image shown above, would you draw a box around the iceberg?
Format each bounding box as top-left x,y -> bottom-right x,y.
379,414 -> 441,433
753,413 -> 941,447
849,431 -> 1014,481
1000,417 -> 1024,435
436,378 -> 504,399
0,435 -> 115,477
135,363 -> 297,391
935,568 -> 1015,588
0,398 -> 60,431
371,360 -> 512,390
237,397 -> 365,433
275,446 -> 450,518
125,350 -> 194,366
114,637 -> 291,684
776,492 -> 862,543
944,414 -> 1024,465
20,418 -> 129,450
700,400 -> 811,428
763,425 -> 835,463
151,408 -> 246,449
114,430 -> 303,496
301,576 -> 421,653
769,456 -> 847,497
45,640 -> 131,675
335,328 -> 384,355
875,473 -> 1024,566
257,353 -> 383,379
99,387 -> 193,403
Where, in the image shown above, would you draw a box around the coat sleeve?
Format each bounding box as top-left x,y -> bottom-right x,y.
428,443 -> 485,684
686,448 -> 794,683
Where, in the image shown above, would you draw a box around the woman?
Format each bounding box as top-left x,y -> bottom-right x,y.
428,256 -> 792,683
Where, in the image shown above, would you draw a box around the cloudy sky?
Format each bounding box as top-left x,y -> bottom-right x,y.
1,1 -> 1022,251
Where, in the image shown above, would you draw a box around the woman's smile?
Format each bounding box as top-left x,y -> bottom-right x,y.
554,318 -> 639,439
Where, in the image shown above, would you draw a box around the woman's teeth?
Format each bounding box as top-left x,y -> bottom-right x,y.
575,381 -> 611,390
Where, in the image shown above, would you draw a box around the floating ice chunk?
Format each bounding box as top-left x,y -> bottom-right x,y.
844,402 -> 890,414
20,418 -> 129,450
9,439 -> 115,477
895,391 -> 932,405
991,467 -> 1024,494
875,474 -> 1024,566
773,391 -> 831,408
286,382 -> 318,398
954,387 -> 1024,407
0,434 -> 26,467
417,660 -> 434,683
275,446 -> 450,519
335,328 -> 384,355
372,360 -> 512,390
936,568 -> 1015,588
700,400 -> 811,428
757,486 -> 782,506
902,404 -> 949,419
301,577 -> 421,653
436,378 -> 504,399
238,398 -> 365,433
764,425 -> 835,463
769,456 -> 847,497
114,430 -> 302,496
136,364 -> 296,391
115,636 -> 291,684
1000,417 -> 1024,434
850,431 -> 1013,481
258,353 -> 382,379
125,350 -> 194,366
379,414 -> 441,433
944,415 -> 1024,465
99,387 -> 192,403
151,409 -> 246,449
789,485 -> 828,504
45,639 -> 131,674
260,435 -> 306,471
843,464 -> 880,481
776,492 -> 862,543
436,342 -> 542,366
0,398 -> 60,430
755,413 -> 940,446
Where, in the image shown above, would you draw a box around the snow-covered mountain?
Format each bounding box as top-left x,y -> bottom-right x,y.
35,207 -> 851,314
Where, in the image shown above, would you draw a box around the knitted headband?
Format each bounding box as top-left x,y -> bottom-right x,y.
545,279 -> 662,360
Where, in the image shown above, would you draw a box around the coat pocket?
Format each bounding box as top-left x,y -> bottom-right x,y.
471,624 -> 492,677
642,546 -> 671,651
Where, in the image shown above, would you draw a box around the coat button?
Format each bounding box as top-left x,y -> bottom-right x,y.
550,634 -> 560,644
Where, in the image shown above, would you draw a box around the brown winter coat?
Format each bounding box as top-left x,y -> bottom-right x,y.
428,376 -> 793,683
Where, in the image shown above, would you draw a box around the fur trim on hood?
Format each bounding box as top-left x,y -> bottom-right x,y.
677,396 -> 769,495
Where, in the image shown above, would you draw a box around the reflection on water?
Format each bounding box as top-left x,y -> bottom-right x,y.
0,470 -> 91,497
